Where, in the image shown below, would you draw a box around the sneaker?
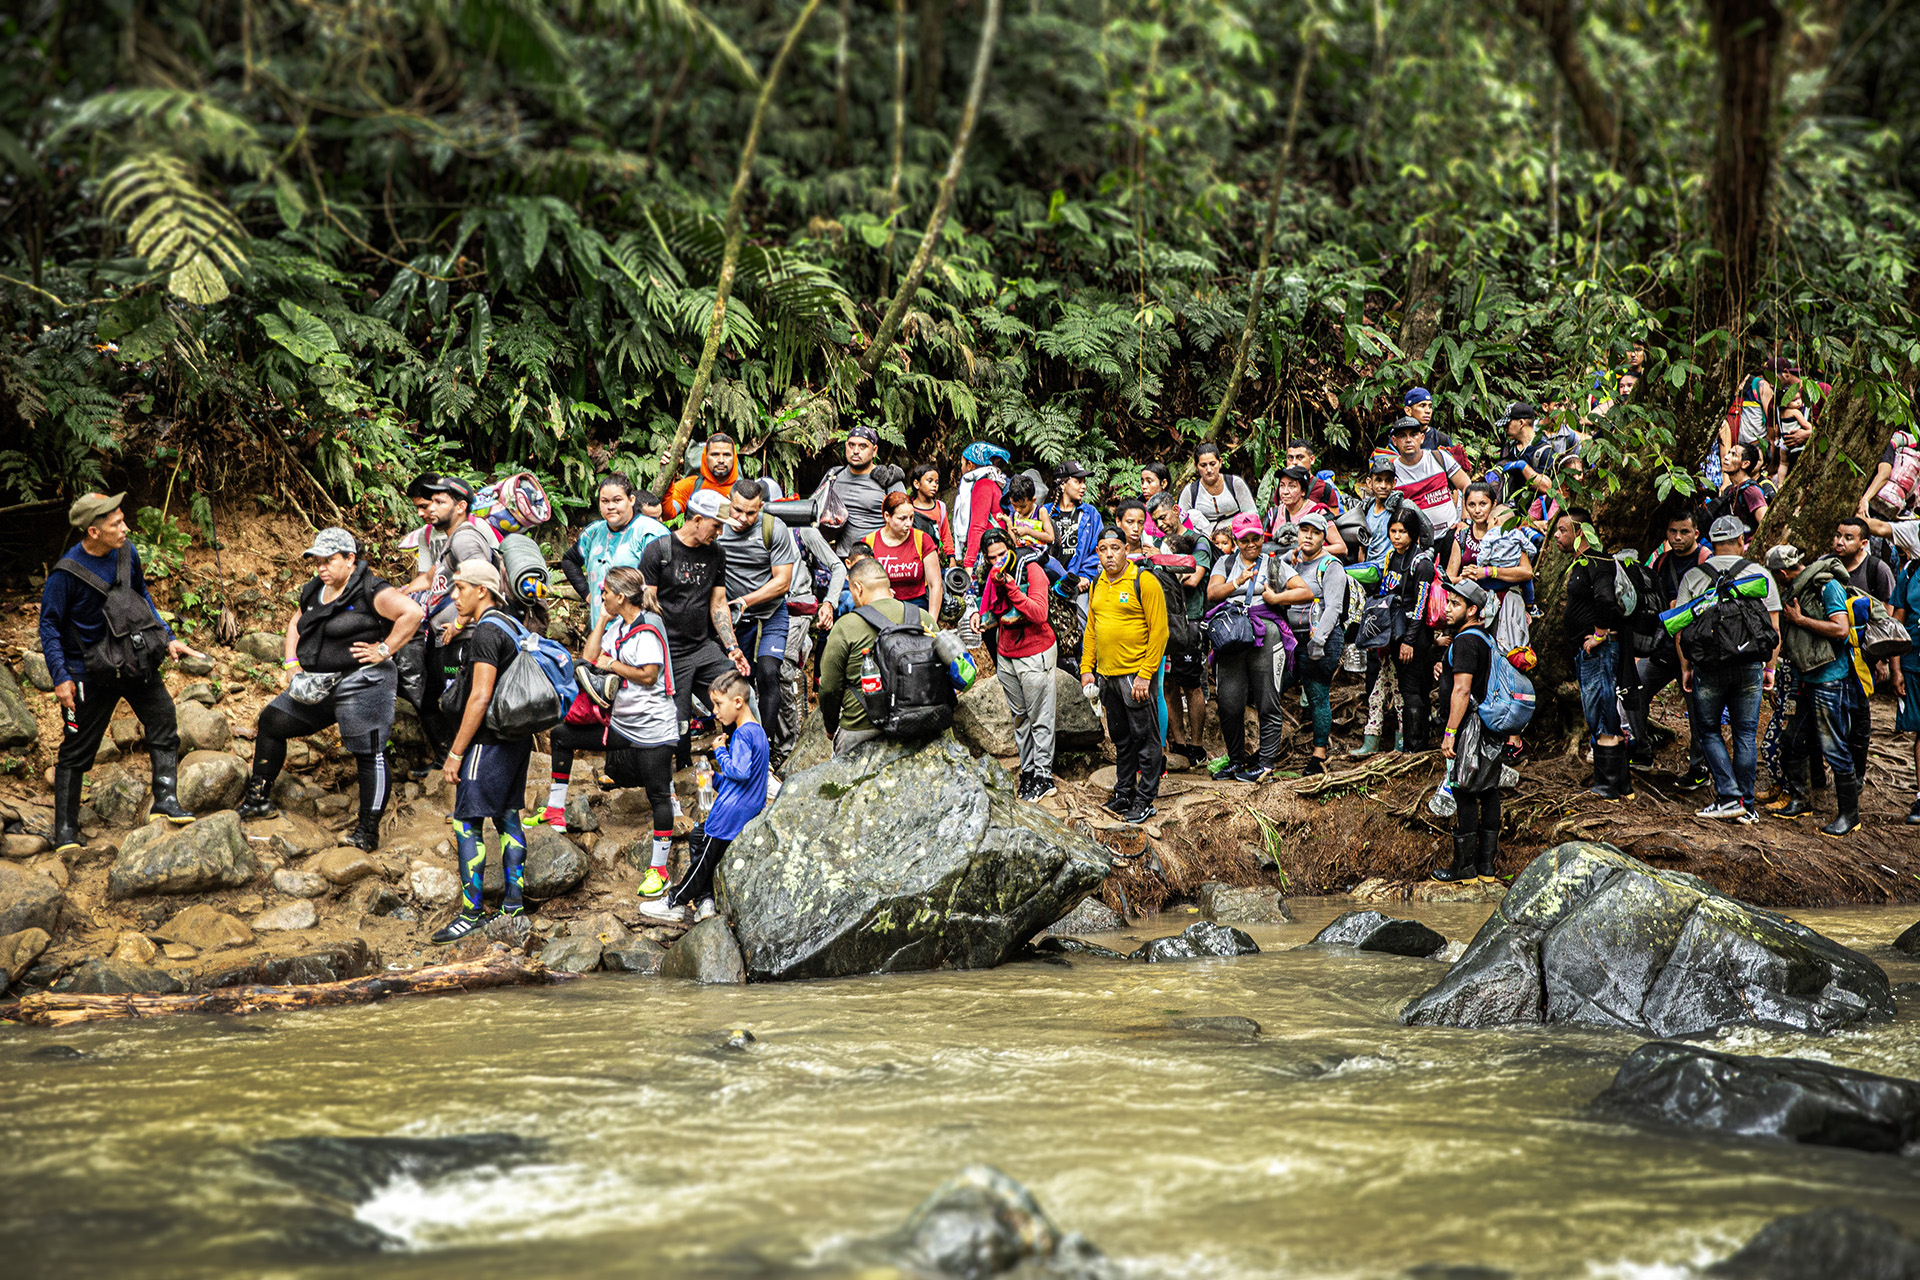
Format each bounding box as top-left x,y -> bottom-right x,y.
1102,789 -> 1132,815
1906,798 -> 1920,826
1232,765 -> 1272,783
1735,802 -> 1760,825
637,898 -> 689,925
1030,775 -> 1057,800
636,866 -> 671,898
499,902 -> 526,918
1761,791 -> 1796,814
1120,800 -> 1158,824
694,898 -> 717,922
1695,799 -> 1744,821
431,912 -> 487,944
1014,771 -> 1036,801
574,664 -> 621,708
1674,766 -> 1711,793
1502,741 -> 1527,765
538,804 -> 568,833
1302,758 -> 1327,776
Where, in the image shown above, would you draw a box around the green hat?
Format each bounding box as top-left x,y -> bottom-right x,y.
68,491 -> 126,529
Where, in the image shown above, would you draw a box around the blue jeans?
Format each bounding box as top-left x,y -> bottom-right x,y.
1290,631 -> 1344,748
1576,638 -> 1624,740
1785,675 -> 1855,785
1687,662 -> 1764,803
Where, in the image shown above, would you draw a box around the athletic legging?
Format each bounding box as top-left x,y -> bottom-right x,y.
667,825 -> 732,910
452,810 -> 525,914
252,702 -> 388,827
1454,788 -> 1502,837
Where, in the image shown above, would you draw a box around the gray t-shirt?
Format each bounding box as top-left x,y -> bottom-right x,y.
1677,553 -> 1781,612
829,467 -> 906,553
717,515 -> 800,620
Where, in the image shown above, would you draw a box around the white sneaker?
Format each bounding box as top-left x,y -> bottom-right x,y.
637,899 -> 689,924
1695,799 -> 1743,820
1734,802 -> 1760,825
694,898 -> 717,922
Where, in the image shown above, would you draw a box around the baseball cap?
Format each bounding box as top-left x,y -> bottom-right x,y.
302,527 -> 357,559
1708,515 -> 1748,544
1296,511 -> 1329,533
1444,578 -> 1490,610
452,559 -> 504,598
1404,387 -> 1433,406
1280,466 -> 1311,486
1497,401 -> 1542,426
68,491 -> 126,529
687,488 -> 729,521
1055,460 -> 1093,480
1389,415 -> 1425,436
1229,513 -> 1264,540
1368,456 -> 1397,476
409,474 -> 477,507
1764,544 -> 1804,572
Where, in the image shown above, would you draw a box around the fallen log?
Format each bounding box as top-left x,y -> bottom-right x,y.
4,949 -> 576,1028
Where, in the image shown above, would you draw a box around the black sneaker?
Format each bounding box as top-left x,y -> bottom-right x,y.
1907,798 -> 1920,826
1120,800 -> 1157,824
1674,766 -> 1711,793
1030,774 -> 1057,800
1302,758 -> 1327,776
1102,789 -> 1133,815
237,779 -> 278,820
498,902 -> 526,918
431,912 -> 487,945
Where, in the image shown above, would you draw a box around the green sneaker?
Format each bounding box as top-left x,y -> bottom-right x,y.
636,866 -> 671,899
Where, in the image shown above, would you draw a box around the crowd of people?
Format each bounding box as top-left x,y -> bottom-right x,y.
35,365 -> 1920,932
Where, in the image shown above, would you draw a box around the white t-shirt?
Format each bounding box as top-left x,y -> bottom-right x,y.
1888,520 -> 1920,563
607,622 -> 677,746
1391,449 -> 1464,528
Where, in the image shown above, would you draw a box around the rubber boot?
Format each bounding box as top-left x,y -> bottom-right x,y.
1588,743 -> 1624,799
1476,829 -> 1501,882
148,748 -> 195,824
1347,734 -> 1383,760
1608,743 -> 1634,799
1906,797 -> 1920,826
237,777 -> 278,820
1401,697 -> 1429,753
341,811 -> 381,852
1431,832 -> 1478,882
1821,774 -> 1860,837
51,766 -> 83,854
1774,758 -> 1813,818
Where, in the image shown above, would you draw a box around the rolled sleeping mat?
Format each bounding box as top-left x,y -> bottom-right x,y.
499,533 -> 550,600
766,496 -> 819,528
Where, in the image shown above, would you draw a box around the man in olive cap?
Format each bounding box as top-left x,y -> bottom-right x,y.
39,492 -> 206,852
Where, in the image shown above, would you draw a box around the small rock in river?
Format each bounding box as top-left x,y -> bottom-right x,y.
1705,1207 -> 1920,1279
1129,921 -> 1259,963
1310,910 -> 1447,957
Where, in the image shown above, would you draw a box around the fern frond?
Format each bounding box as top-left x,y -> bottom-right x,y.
61,89 -> 275,176
100,152 -> 250,303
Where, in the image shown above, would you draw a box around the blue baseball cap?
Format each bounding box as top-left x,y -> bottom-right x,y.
1404,387 -> 1433,406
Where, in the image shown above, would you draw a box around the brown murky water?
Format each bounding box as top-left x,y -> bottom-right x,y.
4,899 -> 1918,1279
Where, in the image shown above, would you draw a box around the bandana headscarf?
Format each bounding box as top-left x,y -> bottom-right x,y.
962,441 -> 1010,467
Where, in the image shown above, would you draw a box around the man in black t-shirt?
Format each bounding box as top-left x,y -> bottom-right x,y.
1554,511 -> 1640,800
1633,509 -> 1712,784
1434,578 -> 1506,885
435,560 -> 533,944
638,487 -> 752,765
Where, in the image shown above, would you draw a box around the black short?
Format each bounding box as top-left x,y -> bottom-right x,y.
1167,646 -> 1206,690
453,739 -> 532,819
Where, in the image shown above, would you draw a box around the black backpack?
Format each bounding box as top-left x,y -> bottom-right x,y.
854,603 -> 956,738
1139,558 -> 1198,655
53,547 -> 171,680
1678,557 -> 1778,668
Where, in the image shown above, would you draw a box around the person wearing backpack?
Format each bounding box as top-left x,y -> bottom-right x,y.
817,425 -> 908,557
718,478 -> 800,740
1207,514 -> 1310,781
1178,443 -> 1259,537
1553,510 -> 1641,800
1699,442 -> 1771,539
235,528 -> 424,851
1083,526 -> 1169,821
561,472 -> 670,631
41,493 -> 208,853
1283,513 -> 1351,774
640,671 -> 768,925
818,557 -> 950,753
1433,579 -> 1512,883
1632,508 -> 1712,786
433,560 -> 538,944
1383,508 -> 1440,753
1892,552 -> 1920,825
1047,461 -> 1102,617
1674,516 -> 1782,824
661,432 -> 743,520
1767,545 -> 1864,836
974,528 -> 1059,800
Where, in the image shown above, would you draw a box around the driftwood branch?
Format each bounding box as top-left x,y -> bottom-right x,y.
6,951 -> 572,1028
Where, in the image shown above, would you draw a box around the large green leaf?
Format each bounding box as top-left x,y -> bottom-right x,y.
259,302 -> 339,364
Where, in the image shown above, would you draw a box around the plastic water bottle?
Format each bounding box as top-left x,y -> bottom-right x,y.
933,629 -> 977,691
696,756 -> 715,814
860,650 -> 883,697
1428,782 -> 1456,818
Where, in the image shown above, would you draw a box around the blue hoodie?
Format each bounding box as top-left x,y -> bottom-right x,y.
705,721 -> 770,842
1048,499 -> 1103,585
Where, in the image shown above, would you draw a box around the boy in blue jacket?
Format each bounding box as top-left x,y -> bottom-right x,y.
640,671 -> 769,923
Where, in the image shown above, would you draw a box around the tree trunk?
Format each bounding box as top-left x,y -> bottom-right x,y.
1763,371 -> 1918,551
915,0 -> 949,124
877,0 -> 909,301
1398,248 -> 1445,364
858,0 -> 1002,380
1514,0 -> 1637,171
1206,30 -> 1320,441
656,0 -> 826,494
1702,0 -> 1784,336
834,0 -> 852,160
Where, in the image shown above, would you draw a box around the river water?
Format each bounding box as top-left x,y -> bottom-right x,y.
5,899 -> 1919,1280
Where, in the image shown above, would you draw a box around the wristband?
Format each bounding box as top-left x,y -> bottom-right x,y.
446,751 -> 463,763
282,660 -> 300,670
1442,728 -> 1457,738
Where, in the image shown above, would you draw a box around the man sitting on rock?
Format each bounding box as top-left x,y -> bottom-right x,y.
433,560 -> 534,945
42,492 -> 206,853
237,528 -> 422,851
818,557 -> 925,754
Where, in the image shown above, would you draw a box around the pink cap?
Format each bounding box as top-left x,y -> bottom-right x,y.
1230,513 -> 1264,540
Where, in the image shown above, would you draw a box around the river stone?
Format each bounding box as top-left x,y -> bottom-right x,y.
564,794 -> 600,833
1312,910 -> 1446,957
0,862 -> 64,936
603,937 -> 667,974
480,827 -> 587,900
109,811 -> 256,899
567,912 -> 631,945
195,939 -> 376,989
538,935 -> 603,974
255,899 -> 318,931
110,717 -> 144,752
1047,896 -> 1122,935
410,862 -> 460,906
273,868 -> 330,898
1400,841 -> 1894,1038
1130,921 -> 1259,963
315,847 -> 380,886
660,916 -> 746,984
271,774 -> 322,818
719,734 -> 1110,981
952,677 -> 1018,758
1052,668 -> 1104,747
2,832 -> 51,858
111,931 -> 158,964
176,651 -> 215,677
1197,882 -> 1294,925
173,700 -> 231,752
0,663 -> 37,748
1894,920 -> 1920,955
1588,1041 -> 1920,1154
785,708 -> 831,775
21,650 -> 54,691
252,1132 -> 545,1204
90,766 -> 151,828
1705,1208 -> 1920,1279
896,1164 -> 1108,1280
53,958 -> 184,995
177,750 -> 246,812
0,927 -> 51,983
237,631 -> 285,663
178,681 -> 218,706
157,903 -> 255,951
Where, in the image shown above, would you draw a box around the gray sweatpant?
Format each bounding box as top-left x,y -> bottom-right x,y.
997,644 -> 1057,776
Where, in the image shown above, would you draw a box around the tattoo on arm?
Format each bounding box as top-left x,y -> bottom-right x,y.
712,588 -> 738,650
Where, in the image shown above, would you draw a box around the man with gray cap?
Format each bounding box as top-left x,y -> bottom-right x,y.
1768,542 -> 1863,836
1433,578 -> 1507,883
236,528 -> 424,850
40,492 -> 206,852
815,425 -> 906,555
1673,515 -> 1781,823
1282,512 -> 1349,773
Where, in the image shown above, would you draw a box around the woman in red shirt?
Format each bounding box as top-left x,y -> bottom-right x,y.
865,492 -> 944,618
973,527 -> 1059,800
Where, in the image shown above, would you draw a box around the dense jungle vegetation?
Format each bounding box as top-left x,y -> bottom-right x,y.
1,0 -> 1917,553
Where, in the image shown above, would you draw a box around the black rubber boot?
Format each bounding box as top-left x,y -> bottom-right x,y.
340,812 -> 381,852
1401,696 -> 1429,753
148,749 -> 195,824
1906,797 -> 1920,826
1431,832 -> 1478,882
1822,775 -> 1860,837
51,766 -> 84,853
1588,743 -> 1624,799
1476,829 -> 1501,882
1609,743 -> 1634,799
237,777 -> 279,820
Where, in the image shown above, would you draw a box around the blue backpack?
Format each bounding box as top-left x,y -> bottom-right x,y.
1452,625 -> 1535,733
479,613 -> 581,737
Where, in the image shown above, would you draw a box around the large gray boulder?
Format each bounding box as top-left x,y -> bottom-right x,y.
480,826 -> 586,900
89,765 -> 151,827
1311,910 -> 1446,957
1051,668 -> 1104,748
177,749 -> 246,813
0,863 -> 64,936
52,958 -> 184,995
109,811 -> 257,899
0,663 -> 37,748
719,734 -> 1110,981
173,700 -> 231,752
659,917 -> 746,983
953,677 -> 1017,757
1401,842 -> 1894,1037
1706,1209 -> 1920,1279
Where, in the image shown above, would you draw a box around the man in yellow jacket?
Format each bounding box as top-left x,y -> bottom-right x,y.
1081,525 -> 1168,822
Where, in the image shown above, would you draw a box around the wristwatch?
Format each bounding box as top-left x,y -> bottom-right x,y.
376,642 -> 391,658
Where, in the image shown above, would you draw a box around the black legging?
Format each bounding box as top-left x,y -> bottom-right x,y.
1393,637 -> 1436,751
1454,787 -> 1502,837
253,701 -> 388,827
552,725 -> 676,835
1215,640 -> 1284,769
